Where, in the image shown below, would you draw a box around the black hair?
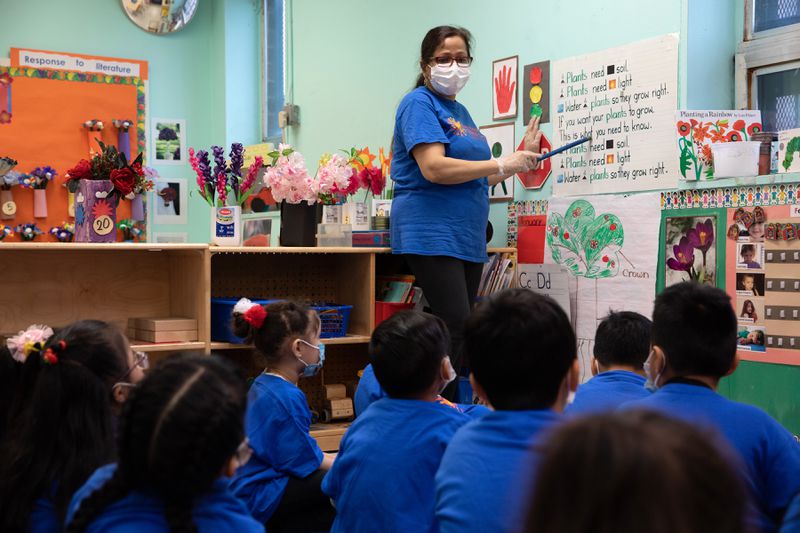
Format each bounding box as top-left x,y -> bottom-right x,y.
232,301 -> 320,366
415,26 -> 473,88
652,282 -> 737,377
369,310 -> 450,399
593,311 -> 652,369
67,355 -> 248,533
464,289 -> 576,410
524,410 -> 747,533
740,244 -> 756,256
0,345 -> 22,441
0,320 -> 129,530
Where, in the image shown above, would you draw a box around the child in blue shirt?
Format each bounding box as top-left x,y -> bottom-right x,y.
323,311 -> 470,532
354,363 -> 489,418
66,356 -> 262,532
624,282 -> 800,533
227,300 -> 335,531
566,311 -> 651,415
435,289 -> 580,533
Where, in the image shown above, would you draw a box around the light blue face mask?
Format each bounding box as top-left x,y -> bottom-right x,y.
643,350 -> 665,393
298,339 -> 325,378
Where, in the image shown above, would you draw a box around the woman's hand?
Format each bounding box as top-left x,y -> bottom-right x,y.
496,150 -> 540,178
523,116 -> 543,153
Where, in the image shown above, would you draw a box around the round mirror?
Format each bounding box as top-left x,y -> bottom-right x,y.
121,0 -> 199,34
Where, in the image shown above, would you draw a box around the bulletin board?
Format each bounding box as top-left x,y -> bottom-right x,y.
0,51 -> 147,241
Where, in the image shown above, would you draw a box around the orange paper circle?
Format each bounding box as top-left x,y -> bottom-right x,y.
529,85 -> 543,104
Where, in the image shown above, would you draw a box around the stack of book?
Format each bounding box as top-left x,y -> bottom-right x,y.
376,275 -> 422,305
477,253 -> 515,298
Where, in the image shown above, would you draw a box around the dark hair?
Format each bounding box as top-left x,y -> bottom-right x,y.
0,345 -> 22,441
369,311 -> 450,398
524,410 -> 747,533
740,299 -> 755,317
740,244 -> 755,256
415,26 -> 473,88
652,282 -> 736,377
0,320 -> 129,530
593,311 -> 652,369
751,330 -> 765,345
232,301 -> 320,365
67,355 -> 248,533
464,289 -> 576,410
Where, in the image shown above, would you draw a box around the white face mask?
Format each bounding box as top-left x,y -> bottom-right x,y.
429,64 -> 471,96
643,350 -> 665,392
438,356 -> 458,394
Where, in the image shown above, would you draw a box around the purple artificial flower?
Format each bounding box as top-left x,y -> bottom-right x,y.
687,218 -> 714,254
230,143 -> 244,177
196,149 -> 215,199
212,145 -> 227,183
666,236 -> 695,272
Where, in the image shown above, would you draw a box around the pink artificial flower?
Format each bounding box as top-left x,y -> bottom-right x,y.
216,172 -> 228,205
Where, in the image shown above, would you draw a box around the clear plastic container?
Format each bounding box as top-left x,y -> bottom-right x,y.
316,223 -> 352,247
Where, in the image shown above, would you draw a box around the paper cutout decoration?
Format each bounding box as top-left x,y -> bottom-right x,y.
480,122 -> 515,201
778,128 -> 800,173
664,216 -> 717,287
0,72 -> 11,124
523,61 -> 550,124
516,134 -> 552,190
675,110 -> 762,180
492,56 -> 518,120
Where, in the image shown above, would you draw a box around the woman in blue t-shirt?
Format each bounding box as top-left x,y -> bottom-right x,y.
392,25 -> 542,399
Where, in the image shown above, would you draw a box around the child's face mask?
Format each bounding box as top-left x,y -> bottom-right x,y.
297,339 -> 325,378
438,356 -> 457,393
643,350 -> 666,393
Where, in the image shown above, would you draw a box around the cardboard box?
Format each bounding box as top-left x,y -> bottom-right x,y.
132,329 -> 198,343
129,317 -> 198,332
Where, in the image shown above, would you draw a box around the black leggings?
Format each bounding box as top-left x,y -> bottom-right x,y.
404,254 -> 484,401
266,469 -> 335,532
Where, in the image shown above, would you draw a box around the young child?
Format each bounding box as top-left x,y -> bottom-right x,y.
322,311 -> 470,532
524,410 -> 747,533
0,320 -> 145,533
565,311 -> 651,415
740,244 -> 761,269
624,282 -> 800,532
66,355 -> 262,532
227,299 -> 335,531
740,299 -> 758,322
435,289 -> 579,533
738,329 -> 765,347
738,273 -> 761,296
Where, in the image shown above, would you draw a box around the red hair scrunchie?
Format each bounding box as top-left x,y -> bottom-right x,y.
244,305 -> 267,329
42,340 -> 67,365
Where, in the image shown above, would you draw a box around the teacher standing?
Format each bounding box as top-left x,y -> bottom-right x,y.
391,25 -> 542,400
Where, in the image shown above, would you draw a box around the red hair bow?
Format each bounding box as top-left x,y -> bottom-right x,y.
244,305 -> 267,329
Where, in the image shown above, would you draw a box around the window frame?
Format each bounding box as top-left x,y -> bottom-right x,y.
735,1 -> 800,110
262,0 -> 287,145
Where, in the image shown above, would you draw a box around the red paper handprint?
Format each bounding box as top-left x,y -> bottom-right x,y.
494,65 -> 516,114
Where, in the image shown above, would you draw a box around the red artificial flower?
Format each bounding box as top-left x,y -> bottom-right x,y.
110,167 -> 135,196
368,167 -> 385,195
726,131 -> 743,142
0,110 -> 10,124
131,162 -> 144,176
733,119 -> 746,131
747,122 -> 762,136
677,121 -> 691,137
244,305 -> 267,329
66,159 -> 92,181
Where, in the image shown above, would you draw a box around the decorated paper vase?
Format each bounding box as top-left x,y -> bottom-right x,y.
74,180 -> 118,243
211,205 -> 242,246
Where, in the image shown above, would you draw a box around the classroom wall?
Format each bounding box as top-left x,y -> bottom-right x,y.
0,0 -> 263,242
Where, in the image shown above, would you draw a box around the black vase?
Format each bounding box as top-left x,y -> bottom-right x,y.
279,201 -> 322,247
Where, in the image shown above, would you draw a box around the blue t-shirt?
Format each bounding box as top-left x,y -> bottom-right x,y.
435,409 -> 561,533
624,382 -> 800,532
229,373 -> 324,523
66,464 -> 263,532
391,86 -> 491,263
565,370 -> 650,415
30,496 -> 59,533
322,398 -> 469,533
354,364 -> 489,419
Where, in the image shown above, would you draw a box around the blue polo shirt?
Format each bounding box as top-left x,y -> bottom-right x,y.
66,464 -> 263,532
323,398 -> 469,533
565,370 -> 649,415
229,373 -> 323,523
435,409 -> 561,533
391,86 -> 491,263
624,382 -> 800,532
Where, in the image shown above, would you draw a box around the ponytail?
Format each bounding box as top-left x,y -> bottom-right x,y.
232,300 -> 319,364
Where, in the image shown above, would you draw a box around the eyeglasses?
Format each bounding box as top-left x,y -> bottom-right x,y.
432,56 -> 473,68
118,350 -> 149,382
235,438 -> 253,467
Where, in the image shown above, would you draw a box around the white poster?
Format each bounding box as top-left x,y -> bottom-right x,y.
551,34 -> 679,196
545,193 -> 660,380
517,264 -> 571,317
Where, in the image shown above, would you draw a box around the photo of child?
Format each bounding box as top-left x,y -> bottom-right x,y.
738,298 -> 764,324
747,222 -> 765,243
737,243 -> 763,269
737,326 -> 766,352
736,273 -> 764,296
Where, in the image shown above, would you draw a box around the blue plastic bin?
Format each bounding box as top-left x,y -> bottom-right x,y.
312,304 -> 353,338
